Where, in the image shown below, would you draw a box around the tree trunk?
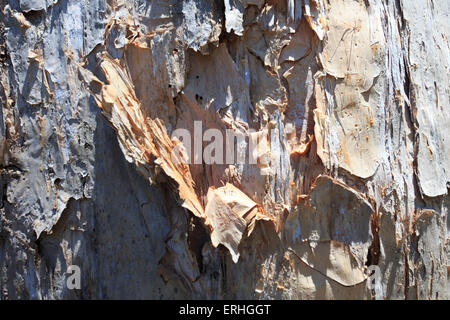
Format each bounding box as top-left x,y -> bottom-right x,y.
0,0 -> 448,300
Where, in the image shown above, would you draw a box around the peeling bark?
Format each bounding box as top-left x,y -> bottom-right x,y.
0,0 -> 448,299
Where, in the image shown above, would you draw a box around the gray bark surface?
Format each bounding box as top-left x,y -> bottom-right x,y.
0,0 -> 449,299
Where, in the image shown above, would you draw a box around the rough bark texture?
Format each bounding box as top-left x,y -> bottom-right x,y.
0,0 -> 449,299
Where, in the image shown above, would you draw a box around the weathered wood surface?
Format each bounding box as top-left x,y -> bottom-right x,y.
0,0 -> 448,299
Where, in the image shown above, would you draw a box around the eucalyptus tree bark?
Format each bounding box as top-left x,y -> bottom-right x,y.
0,0 -> 449,300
